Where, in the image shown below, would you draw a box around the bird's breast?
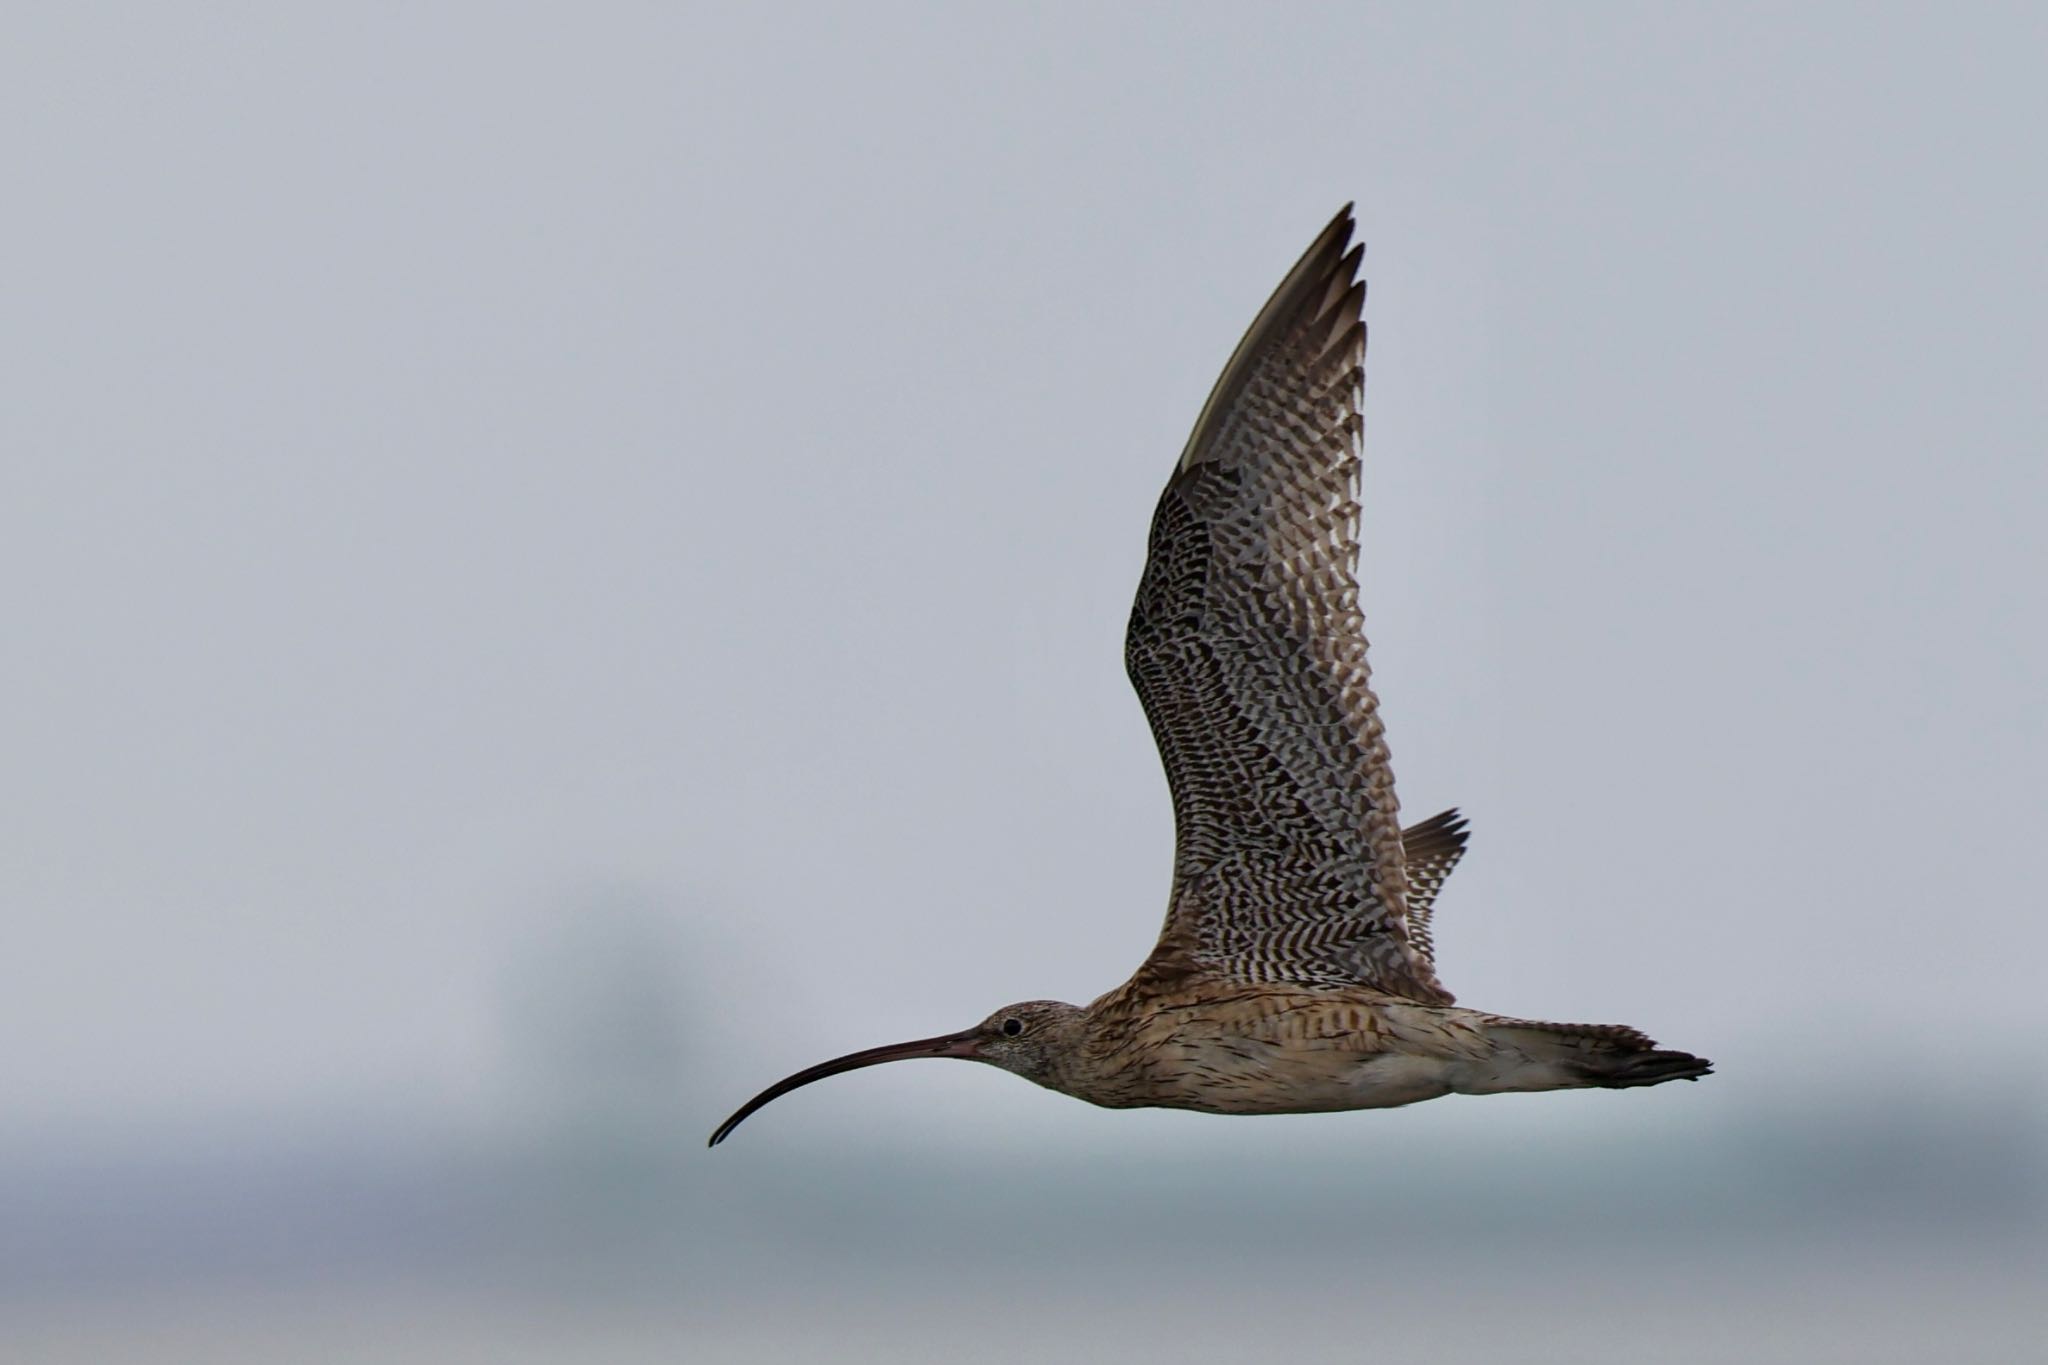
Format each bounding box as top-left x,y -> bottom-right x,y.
1066,995 -> 1482,1115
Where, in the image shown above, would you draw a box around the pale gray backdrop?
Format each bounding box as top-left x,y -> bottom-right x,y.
4,4 -> 2043,1361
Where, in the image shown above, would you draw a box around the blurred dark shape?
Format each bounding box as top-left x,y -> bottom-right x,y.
495,888 -> 698,1274
502,887 -> 691,1133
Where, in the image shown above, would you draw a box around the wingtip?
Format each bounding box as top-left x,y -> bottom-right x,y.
1317,201 -> 1357,247
1176,203 -> 1368,472
1405,806 -> 1471,847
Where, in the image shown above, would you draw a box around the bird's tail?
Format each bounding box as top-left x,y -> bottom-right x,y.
1471,1017 -> 1712,1092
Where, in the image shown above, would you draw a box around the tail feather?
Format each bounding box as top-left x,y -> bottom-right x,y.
1483,1018 -> 1712,1091
1581,1045 -> 1714,1088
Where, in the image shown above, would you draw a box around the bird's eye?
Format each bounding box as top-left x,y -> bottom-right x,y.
1002,1017 -> 1024,1037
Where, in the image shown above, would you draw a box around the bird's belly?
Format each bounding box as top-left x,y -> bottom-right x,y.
1138,1038 -> 1455,1116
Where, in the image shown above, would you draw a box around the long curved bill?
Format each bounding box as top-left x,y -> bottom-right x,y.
707,1028 -> 983,1146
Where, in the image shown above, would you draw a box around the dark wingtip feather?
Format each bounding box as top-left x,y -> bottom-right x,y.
1402,807 -> 1471,860
1177,206 -> 1365,472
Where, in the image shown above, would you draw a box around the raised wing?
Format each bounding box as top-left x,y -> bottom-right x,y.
1126,207 -> 1451,1004
1400,808 -> 1470,964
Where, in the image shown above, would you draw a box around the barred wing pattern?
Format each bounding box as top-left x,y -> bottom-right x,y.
1126,207 -> 1452,1005
1399,808 -> 1470,965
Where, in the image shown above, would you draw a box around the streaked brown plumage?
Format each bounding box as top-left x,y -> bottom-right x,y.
709,206 -> 1709,1147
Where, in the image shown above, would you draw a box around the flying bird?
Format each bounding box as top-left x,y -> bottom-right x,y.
709,207 -> 1709,1146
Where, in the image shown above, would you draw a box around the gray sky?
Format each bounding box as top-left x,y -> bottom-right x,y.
4,3 -> 2045,1163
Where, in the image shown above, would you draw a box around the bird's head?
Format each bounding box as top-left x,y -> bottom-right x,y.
708,998 -> 1084,1146
966,999 -> 1086,1084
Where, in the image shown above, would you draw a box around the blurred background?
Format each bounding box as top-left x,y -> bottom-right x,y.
4,4 -> 2044,1361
